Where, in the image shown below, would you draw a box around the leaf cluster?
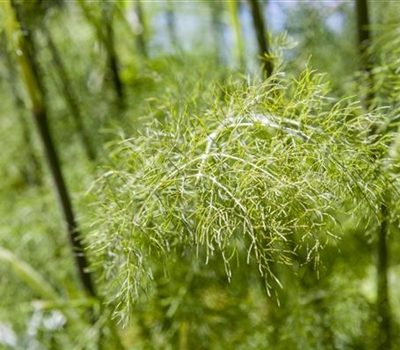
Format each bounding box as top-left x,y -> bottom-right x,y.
88,68 -> 389,322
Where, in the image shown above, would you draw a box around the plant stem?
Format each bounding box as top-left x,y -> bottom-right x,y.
103,4 -> 124,102
247,0 -> 273,77
133,0 -> 148,58
357,3 -> 392,347
77,0 -> 124,104
43,24 -> 97,161
377,195 -> 391,350
6,0 -> 96,298
355,0 -> 373,108
227,0 -> 245,69
1,32 -> 42,185
356,0 -> 371,57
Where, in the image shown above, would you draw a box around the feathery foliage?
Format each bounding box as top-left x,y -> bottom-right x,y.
89,67 -> 392,323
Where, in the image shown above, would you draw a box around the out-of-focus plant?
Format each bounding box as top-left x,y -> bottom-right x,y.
77,0 -> 125,103
284,3 -> 357,95
226,0 -> 244,69
247,0 -> 274,76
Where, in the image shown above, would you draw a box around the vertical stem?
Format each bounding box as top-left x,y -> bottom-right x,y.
358,2 -> 390,347
77,0 -> 124,104
247,0 -> 273,77
133,0 -> 148,58
5,0 -> 96,298
227,0 -> 245,68
355,0 -> 373,108
34,109 -> 96,298
44,25 -> 97,161
377,196 -> 391,350
1,32 -> 42,185
103,4 -> 124,102
356,0 -> 371,57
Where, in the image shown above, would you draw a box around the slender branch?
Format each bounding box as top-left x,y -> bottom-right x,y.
247,0 -> 273,77
356,0 -> 374,108
1,32 -> 42,185
103,4 -> 124,102
43,23 -> 97,161
5,0 -> 96,298
357,3 -> 392,347
356,0 -> 371,57
133,0 -> 148,57
377,194 -> 391,350
227,0 -> 245,68
77,0 -> 124,103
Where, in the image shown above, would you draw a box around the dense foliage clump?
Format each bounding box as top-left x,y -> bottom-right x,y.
89,68 -> 391,322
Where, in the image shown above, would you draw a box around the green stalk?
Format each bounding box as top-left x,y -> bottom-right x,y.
1,31 -> 42,184
247,0 -> 273,77
43,23 -> 97,161
77,0 -> 124,103
356,0 -> 374,108
133,0 -> 148,58
376,194 -> 391,350
0,246 -> 94,329
227,0 -> 245,68
0,247 -> 59,300
103,3 -> 124,102
356,3 -> 392,348
2,0 -> 96,298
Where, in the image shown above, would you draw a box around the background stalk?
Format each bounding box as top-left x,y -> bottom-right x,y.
4,0 -> 96,298
247,0 -> 273,77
